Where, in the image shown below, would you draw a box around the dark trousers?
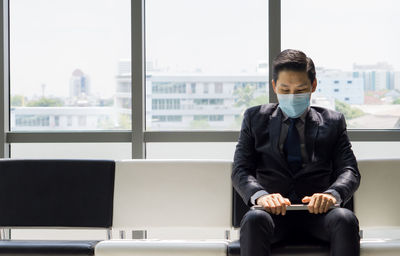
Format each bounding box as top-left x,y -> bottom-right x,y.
240,208 -> 360,256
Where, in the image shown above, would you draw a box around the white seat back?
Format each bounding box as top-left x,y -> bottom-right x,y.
355,159 -> 400,227
113,160 -> 233,229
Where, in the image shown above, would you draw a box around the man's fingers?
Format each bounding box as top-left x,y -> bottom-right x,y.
324,198 -> 333,213
272,197 -> 281,215
276,196 -> 287,215
258,194 -> 291,216
302,196 -> 311,203
264,204 -> 272,214
266,198 -> 276,214
260,199 -> 271,213
319,197 -> 328,213
314,195 -> 322,214
308,196 -> 316,213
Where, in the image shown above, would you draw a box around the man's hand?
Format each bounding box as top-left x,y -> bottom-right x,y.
256,193 -> 291,216
302,193 -> 337,214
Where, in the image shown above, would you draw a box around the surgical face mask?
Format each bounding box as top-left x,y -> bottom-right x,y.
277,92 -> 311,118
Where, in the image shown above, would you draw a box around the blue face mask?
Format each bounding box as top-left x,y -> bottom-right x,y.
277,92 -> 311,118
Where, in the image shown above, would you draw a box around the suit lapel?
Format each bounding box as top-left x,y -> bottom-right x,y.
305,107 -> 320,163
268,107 -> 293,176
268,107 -> 282,157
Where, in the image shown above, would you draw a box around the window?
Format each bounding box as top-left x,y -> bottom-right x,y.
215,83 -> 223,94
282,0 -> 400,129
152,115 -> 182,122
209,115 -> 224,121
146,143 -> 236,159
203,83 -> 209,94
117,82 -> 131,93
15,115 -> 49,127
191,83 -> 196,94
152,99 -> 181,110
78,116 -> 87,127
146,142 -> 400,160
10,0 -> 131,131
4,0 -> 397,162
193,99 -> 224,105
67,116 -> 73,127
193,115 -> 208,121
145,0 -> 268,131
11,143 -> 131,160
210,99 -> 224,105
54,116 -> 60,127
152,82 -> 186,94
193,115 -> 223,122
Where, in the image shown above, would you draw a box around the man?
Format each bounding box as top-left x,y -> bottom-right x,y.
232,49 -> 361,256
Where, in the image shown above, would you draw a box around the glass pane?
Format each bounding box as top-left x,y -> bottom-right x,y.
282,0 -> 400,129
351,142 -> 400,160
145,0 -> 269,131
11,143 -> 131,159
146,141 -> 400,160
146,142 -> 236,160
10,0 -> 131,131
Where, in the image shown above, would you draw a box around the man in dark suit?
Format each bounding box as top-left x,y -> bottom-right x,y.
232,49 -> 361,256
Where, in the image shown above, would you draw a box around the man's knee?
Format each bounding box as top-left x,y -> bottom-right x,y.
241,209 -> 275,233
327,208 -> 359,230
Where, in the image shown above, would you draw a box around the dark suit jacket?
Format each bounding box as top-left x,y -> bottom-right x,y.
232,103 -> 361,206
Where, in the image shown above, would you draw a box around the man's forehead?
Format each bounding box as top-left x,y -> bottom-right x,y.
278,83 -> 309,88
277,70 -> 310,82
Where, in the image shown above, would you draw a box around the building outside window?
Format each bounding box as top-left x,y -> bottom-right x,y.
215,83 -> 223,94
203,83 -> 209,94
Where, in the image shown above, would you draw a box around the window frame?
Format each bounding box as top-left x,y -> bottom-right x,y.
1,0 -> 399,159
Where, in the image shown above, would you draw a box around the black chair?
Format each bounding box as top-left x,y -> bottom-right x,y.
0,159 -> 115,256
229,188 -> 354,256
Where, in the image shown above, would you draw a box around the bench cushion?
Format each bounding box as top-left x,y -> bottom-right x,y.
95,240 -> 228,256
113,160 -> 232,228
0,240 -> 99,256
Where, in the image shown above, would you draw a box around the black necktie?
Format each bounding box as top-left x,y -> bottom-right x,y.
284,118 -> 302,172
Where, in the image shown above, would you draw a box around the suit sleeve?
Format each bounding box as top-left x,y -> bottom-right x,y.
325,113 -> 361,206
232,109 -> 267,207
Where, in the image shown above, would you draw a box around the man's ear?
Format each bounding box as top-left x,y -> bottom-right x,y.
311,78 -> 317,93
272,80 -> 277,94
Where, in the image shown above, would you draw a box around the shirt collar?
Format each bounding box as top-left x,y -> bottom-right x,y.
280,106 -> 310,123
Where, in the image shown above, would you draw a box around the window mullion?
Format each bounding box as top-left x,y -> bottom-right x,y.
268,0 -> 281,104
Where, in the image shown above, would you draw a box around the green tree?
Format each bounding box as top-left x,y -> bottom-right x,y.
232,85 -> 268,129
117,114 -> 131,129
393,98 -> 400,104
97,117 -> 116,130
234,84 -> 256,108
11,95 -> 26,106
189,119 -> 210,130
98,98 -> 114,107
27,97 -> 64,107
249,95 -> 268,107
334,99 -> 364,120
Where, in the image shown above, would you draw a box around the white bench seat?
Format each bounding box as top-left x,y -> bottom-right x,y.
361,239 -> 400,256
95,240 -> 228,256
103,159 -> 400,255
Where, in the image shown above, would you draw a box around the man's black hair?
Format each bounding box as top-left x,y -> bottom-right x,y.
272,49 -> 316,83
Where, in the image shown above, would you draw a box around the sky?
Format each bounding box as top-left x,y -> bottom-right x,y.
282,0 -> 400,71
9,0 -> 400,98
